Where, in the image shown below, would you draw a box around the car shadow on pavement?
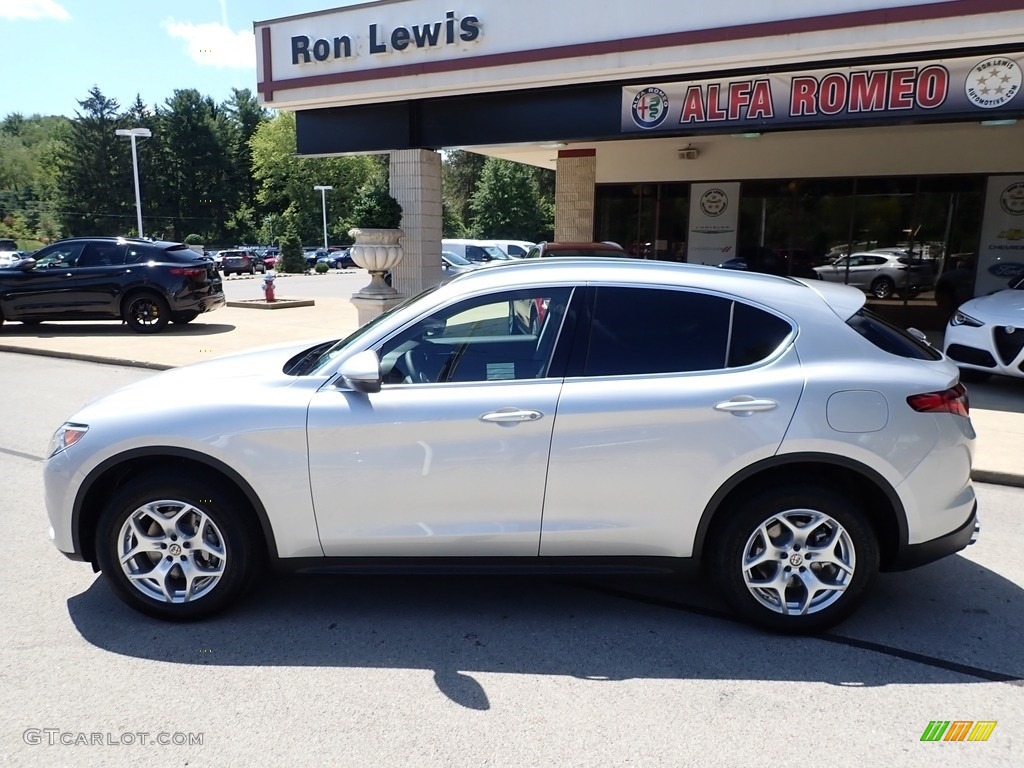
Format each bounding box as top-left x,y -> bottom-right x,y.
66,554 -> 1022,708
0,321 -> 236,337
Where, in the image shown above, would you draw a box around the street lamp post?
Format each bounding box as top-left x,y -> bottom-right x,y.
265,215 -> 274,245
115,128 -> 152,238
313,185 -> 332,252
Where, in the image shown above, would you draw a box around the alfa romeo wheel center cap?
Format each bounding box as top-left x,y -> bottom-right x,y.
169,543 -> 182,556
789,553 -> 804,567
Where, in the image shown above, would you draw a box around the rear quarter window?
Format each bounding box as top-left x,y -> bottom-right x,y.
846,308 -> 941,360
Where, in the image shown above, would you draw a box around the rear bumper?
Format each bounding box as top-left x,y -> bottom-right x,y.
887,502 -> 978,571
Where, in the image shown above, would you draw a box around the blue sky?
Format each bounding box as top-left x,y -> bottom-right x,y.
1,0 -> 356,118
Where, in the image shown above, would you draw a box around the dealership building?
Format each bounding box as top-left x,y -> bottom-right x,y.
255,0 -> 1024,300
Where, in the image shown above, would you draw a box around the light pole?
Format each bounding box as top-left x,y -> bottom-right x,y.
313,185 -> 332,252
115,128 -> 152,238
265,215 -> 274,245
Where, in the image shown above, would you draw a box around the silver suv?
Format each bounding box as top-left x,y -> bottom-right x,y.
44,259 -> 976,632
813,251 -> 935,298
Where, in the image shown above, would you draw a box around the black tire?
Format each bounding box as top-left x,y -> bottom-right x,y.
94,472 -> 259,621
870,277 -> 895,299
709,485 -> 879,633
172,311 -> 199,325
959,368 -> 992,384
122,292 -> 170,333
248,266 -> 255,275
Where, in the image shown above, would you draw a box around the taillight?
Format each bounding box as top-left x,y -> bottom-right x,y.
168,267 -> 207,278
906,383 -> 969,417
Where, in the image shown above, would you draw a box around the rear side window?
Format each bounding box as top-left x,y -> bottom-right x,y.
846,308 -> 941,360
582,287 -> 793,376
78,243 -> 127,267
160,246 -> 204,264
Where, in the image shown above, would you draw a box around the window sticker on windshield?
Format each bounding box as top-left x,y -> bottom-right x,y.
486,362 -> 515,380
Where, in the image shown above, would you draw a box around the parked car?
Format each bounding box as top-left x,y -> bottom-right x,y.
0,238 -> 17,251
0,250 -> 30,267
523,241 -> 627,258
442,238 -> 515,264
0,237 -> 224,332
489,240 -> 535,258
44,259 -> 977,632
441,250 -> 480,276
319,248 -> 355,269
719,247 -> 820,279
813,251 -> 934,298
220,249 -> 265,276
943,275 -> 1024,382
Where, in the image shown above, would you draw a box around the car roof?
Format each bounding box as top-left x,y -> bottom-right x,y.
44,236 -> 186,250
438,256 -> 866,319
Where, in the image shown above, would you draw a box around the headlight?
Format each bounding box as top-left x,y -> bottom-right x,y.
950,311 -> 983,328
47,423 -> 89,458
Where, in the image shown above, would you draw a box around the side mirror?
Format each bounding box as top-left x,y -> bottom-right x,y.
337,349 -> 382,394
18,258 -> 36,270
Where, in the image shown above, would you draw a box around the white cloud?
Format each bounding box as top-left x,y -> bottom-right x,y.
162,18 -> 255,70
0,0 -> 71,21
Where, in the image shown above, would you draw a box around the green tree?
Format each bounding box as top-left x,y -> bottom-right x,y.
56,87 -> 133,236
468,157 -> 548,240
442,150 -> 486,234
249,112 -> 379,246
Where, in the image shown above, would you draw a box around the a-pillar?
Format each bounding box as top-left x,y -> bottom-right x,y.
555,148 -> 596,242
390,148 -> 442,297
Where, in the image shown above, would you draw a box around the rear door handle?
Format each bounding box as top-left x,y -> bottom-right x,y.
480,408 -> 543,424
714,397 -> 778,415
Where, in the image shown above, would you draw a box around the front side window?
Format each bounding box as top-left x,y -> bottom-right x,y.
378,287 -> 573,384
33,243 -> 86,268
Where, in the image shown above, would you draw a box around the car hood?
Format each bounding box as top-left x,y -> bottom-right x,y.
960,289 -> 1024,324
75,338 -> 337,412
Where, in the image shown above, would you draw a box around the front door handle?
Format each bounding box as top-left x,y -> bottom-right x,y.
480,408 -> 543,424
714,397 -> 778,416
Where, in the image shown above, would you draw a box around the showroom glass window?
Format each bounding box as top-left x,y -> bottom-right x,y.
582,286 -> 792,375
377,287 -> 573,384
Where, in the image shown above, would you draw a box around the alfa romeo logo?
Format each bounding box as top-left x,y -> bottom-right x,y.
631,87 -> 669,129
965,57 -> 1022,108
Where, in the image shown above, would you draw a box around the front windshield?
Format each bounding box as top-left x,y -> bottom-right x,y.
443,251 -> 471,266
303,285 -> 441,375
483,246 -> 512,260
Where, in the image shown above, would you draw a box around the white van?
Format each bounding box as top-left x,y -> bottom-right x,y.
489,239 -> 535,258
441,239 -> 514,264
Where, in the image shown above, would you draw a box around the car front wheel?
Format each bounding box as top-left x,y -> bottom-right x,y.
95,472 -> 258,620
710,485 -> 878,633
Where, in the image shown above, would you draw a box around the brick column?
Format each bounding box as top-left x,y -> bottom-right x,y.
555,149 -> 596,242
389,149 -> 442,297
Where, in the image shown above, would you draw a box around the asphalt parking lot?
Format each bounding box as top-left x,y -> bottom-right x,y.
1,351 -> 1022,767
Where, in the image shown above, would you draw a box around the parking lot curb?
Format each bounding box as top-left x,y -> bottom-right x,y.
971,469 -> 1024,489
0,344 -> 173,371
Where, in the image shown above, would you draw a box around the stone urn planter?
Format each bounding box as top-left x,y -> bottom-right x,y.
348,227 -> 405,297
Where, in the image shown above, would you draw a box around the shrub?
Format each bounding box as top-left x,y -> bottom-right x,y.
314,261 -> 329,274
349,183 -> 403,230
278,230 -> 306,274
184,233 -> 204,245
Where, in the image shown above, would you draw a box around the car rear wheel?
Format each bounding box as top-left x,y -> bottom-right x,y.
710,485 -> 878,633
870,277 -> 895,299
95,472 -> 258,621
122,292 -> 170,333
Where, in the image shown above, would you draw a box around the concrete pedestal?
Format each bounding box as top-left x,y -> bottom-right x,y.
351,293 -> 406,327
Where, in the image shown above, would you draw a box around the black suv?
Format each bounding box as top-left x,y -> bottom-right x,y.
0,237 -> 225,333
